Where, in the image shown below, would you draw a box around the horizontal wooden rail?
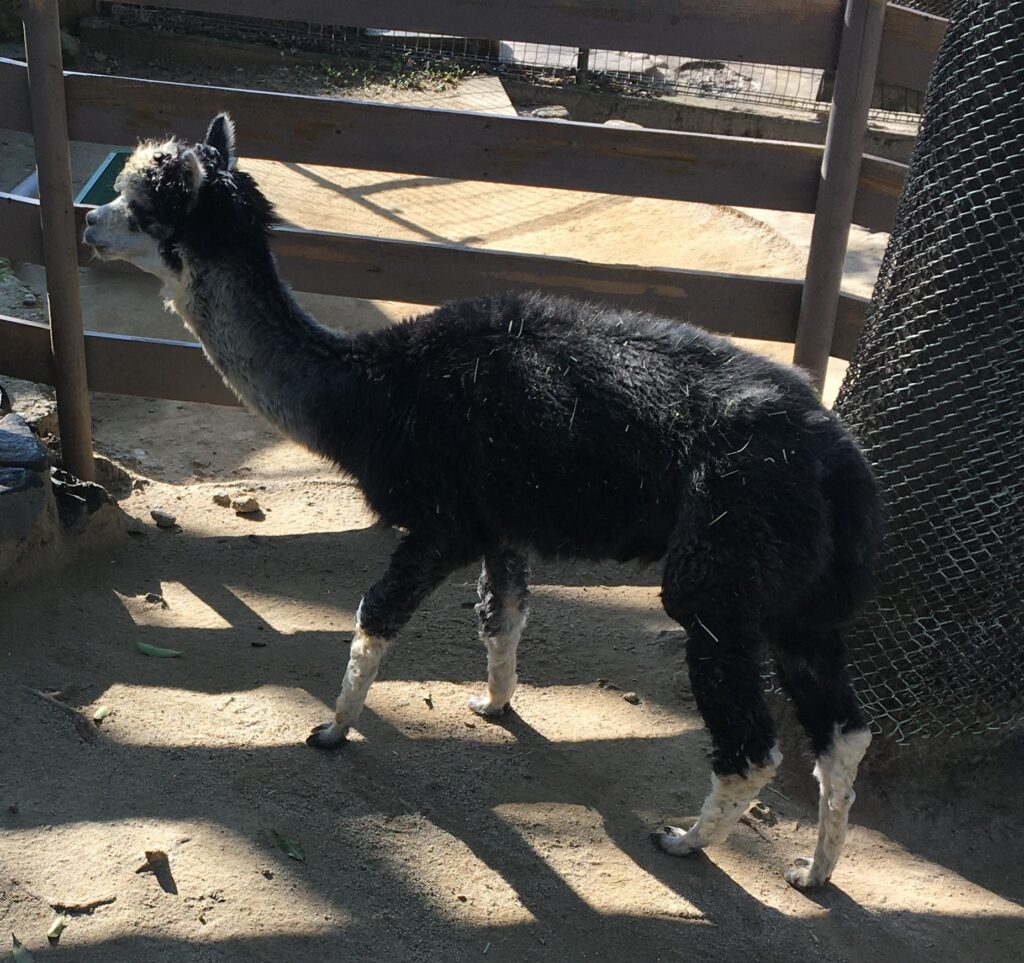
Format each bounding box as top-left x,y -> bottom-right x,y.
877,4 -> 948,93
1,189 -> 869,343
0,60 -> 907,231
0,288 -> 868,406
0,57 -> 31,131
119,1 -> 944,91
0,314 -> 239,405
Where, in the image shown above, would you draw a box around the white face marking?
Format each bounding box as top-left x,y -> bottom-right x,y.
785,725 -> 871,889
654,744 -> 782,855
82,194 -> 169,278
82,140 -> 204,288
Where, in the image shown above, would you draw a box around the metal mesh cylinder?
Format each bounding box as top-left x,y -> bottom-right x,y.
836,0 -> 1024,740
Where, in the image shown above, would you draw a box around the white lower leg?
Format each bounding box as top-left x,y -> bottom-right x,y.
655,745 -> 783,855
309,626 -> 389,746
786,726 -> 871,889
335,626 -> 389,726
468,608 -> 525,716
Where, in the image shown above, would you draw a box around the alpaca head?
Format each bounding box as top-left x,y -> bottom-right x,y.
83,113 -> 277,280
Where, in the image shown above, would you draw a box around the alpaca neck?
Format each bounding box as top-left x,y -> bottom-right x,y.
171,250 -> 364,458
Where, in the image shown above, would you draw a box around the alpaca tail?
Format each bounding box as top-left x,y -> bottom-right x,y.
804,434 -> 883,625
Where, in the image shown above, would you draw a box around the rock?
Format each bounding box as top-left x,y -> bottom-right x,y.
52,469 -> 113,531
231,495 -> 260,515
0,413 -> 49,471
0,378 -> 57,435
529,105 -> 570,119
746,800 -> 778,826
622,691 -> 642,705
0,467 -> 46,541
21,293 -> 38,307
604,119 -> 644,129
150,508 -> 177,528
144,592 -> 165,605
212,489 -> 231,507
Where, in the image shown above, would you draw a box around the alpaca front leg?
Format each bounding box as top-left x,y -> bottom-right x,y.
469,549 -> 529,717
307,625 -> 389,748
307,535 -> 455,749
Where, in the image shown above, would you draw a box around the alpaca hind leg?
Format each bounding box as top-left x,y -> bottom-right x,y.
652,612 -> 781,855
307,535 -> 454,749
469,549 -> 529,717
774,627 -> 870,888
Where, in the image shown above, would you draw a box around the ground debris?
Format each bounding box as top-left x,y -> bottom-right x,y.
150,507 -> 177,528
212,489 -> 231,507
46,914 -> 69,942
136,850 -> 177,894
231,494 -> 261,514
23,687 -> 96,742
622,691 -> 642,705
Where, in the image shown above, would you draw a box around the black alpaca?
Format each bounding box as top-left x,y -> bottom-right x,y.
83,114 -> 881,889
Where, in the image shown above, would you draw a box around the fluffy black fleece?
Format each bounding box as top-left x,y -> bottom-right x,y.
133,115 -> 882,774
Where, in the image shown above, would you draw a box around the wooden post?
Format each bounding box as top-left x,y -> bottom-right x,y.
575,47 -> 590,85
793,0 -> 888,393
21,0 -> 95,480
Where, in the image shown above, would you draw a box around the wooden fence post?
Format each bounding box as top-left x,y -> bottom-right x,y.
575,47 -> 590,85
793,0 -> 888,393
20,0 -> 95,480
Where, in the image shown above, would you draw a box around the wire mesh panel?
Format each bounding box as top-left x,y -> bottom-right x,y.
836,0 -> 1024,740
101,3 -> 925,121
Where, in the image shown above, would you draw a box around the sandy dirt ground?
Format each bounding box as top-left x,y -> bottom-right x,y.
3,43 -> 1023,963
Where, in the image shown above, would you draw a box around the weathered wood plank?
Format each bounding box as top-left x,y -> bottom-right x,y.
64,71 -> 829,214
0,314 -> 55,386
120,0 -> 847,70
0,314 -> 240,405
854,152 -> 907,232
1,191 -> 871,348
0,58 -> 33,133
1,282 -> 867,409
3,63 -> 908,228
877,3 -> 947,92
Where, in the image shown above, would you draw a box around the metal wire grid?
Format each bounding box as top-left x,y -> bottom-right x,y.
101,3 -> 924,122
835,0 -> 1024,741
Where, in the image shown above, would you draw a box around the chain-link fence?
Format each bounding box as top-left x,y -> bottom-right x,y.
836,0 -> 1024,741
100,2 -> 929,122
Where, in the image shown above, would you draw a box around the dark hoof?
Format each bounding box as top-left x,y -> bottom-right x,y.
306,722 -> 348,750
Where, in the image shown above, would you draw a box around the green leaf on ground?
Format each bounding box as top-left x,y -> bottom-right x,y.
273,832 -> 305,862
136,642 -> 183,658
12,933 -> 35,962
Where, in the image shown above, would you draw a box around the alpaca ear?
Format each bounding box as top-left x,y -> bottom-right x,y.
205,112 -> 236,170
181,148 -> 206,200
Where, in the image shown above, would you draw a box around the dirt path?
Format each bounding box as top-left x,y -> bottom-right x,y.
2,466 -> 1023,961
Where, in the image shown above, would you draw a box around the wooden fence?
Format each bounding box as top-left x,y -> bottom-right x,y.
0,0 -> 947,481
